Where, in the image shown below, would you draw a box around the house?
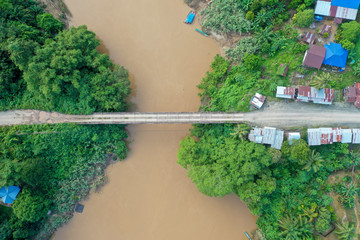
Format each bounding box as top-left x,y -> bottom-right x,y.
297,86 -> 334,105
276,86 -> 334,105
320,24 -> 332,35
315,0 -> 360,21
250,93 -> 266,109
302,32 -> 316,45
288,132 -> 301,145
344,86 -> 357,103
248,127 -> 284,150
344,83 -> 360,107
303,45 -> 326,69
308,128 -> 360,145
276,86 -> 296,99
323,43 -> 348,68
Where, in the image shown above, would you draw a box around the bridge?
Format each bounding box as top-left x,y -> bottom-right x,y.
2,105 -> 360,128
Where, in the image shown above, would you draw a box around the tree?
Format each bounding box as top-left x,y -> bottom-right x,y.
335,221 -> 357,240
13,189 -> 50,223
289,139 -> 311,165
230,124 -> 250,140
339,21 -> 360,43
292,9 -> 314,28
303,150 -> 324,173
278,215 -> 314,239
309,72 -> 331,89
348,150 -> 360,172
36,13 -> 63,36
300,202 -> 318,222
243,54 -> 262,71
23,25 -> 130,114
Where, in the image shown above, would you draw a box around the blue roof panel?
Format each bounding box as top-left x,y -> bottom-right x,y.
331,0 -> 360,9
323,43 -> 348,68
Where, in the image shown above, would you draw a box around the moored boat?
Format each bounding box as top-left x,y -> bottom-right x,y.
184,10 -> 196,24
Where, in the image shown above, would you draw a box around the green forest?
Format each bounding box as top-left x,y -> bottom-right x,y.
0,0 -> 130,239
180,0 -> 360,239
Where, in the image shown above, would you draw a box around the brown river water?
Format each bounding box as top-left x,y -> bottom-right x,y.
54,0 -> 256,239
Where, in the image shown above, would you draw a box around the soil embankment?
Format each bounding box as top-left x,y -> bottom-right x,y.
52,0 -> 257,240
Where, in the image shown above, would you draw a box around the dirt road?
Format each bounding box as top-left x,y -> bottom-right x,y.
2,102 -> 360,128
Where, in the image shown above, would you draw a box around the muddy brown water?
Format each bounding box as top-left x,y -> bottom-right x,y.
54,0 -> 257,239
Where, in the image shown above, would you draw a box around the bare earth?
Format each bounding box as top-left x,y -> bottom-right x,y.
2,101 -> 360,128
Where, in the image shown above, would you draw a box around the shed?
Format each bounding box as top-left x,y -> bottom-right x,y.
320,24 -> 332,35
278,64 -> 289,77
302,32 -> 316,45
288,132 -> 301,145
276,86 -> 296,99
320,128 -> 333,145
297,86 -> 312,102
323,43 -> 348,68
341,129 -> 352,143
312,88 -> 334,105
302,45 -> 326,69
248,127 -> 284,150
250,93 -> 266,109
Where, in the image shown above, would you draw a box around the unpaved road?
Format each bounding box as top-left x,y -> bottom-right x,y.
2,102 -> 360,128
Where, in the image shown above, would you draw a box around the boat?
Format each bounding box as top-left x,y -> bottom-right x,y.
195,28 -> 208,37
244,232 -> 252,240
184,10 -> 196,24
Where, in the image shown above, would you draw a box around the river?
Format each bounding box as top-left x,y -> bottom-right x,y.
54,0 -> 257,239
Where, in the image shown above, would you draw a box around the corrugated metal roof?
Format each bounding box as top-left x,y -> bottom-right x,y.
315,1 -> 331,15
341,129 -> 352,143
302,45 -> 326,69
248,127 -> 284,150
308,128 -> 322,146
303,32 -> 316,44
332,128 -> 342,142
352,129 -> 360,144
320,128 -> 333,144
276,86 -> 296,99
251,93 -> 266,109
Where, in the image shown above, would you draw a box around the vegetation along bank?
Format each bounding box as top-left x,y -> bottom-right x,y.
0,0 -> 130,239
180,0 -> 360,239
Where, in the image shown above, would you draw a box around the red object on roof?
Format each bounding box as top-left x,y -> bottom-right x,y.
303,45 -> 326,69
303,32 -> 316,45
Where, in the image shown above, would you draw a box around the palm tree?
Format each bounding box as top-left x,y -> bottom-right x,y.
335,221 -> 358,240
300,203 -> 318,222
230,124 -> 250,141
348,150 -> 360,173
309,72 -> 332,89
278,215 -> 313,240
303,150 -> 324,173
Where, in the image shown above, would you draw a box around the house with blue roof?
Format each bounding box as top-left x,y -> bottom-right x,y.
323,43 -> 348,68
315,0 -> 360,20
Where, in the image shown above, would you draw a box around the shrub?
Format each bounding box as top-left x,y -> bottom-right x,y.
292,9 -> 314,28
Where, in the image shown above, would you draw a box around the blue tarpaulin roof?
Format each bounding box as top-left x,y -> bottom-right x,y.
323,43 -> 348,68
331,0 -> 360,10
0,186 -> 20,204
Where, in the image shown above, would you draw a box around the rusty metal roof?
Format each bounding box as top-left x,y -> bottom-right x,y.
303,32 -> 316,45
302,45 -> 326,69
